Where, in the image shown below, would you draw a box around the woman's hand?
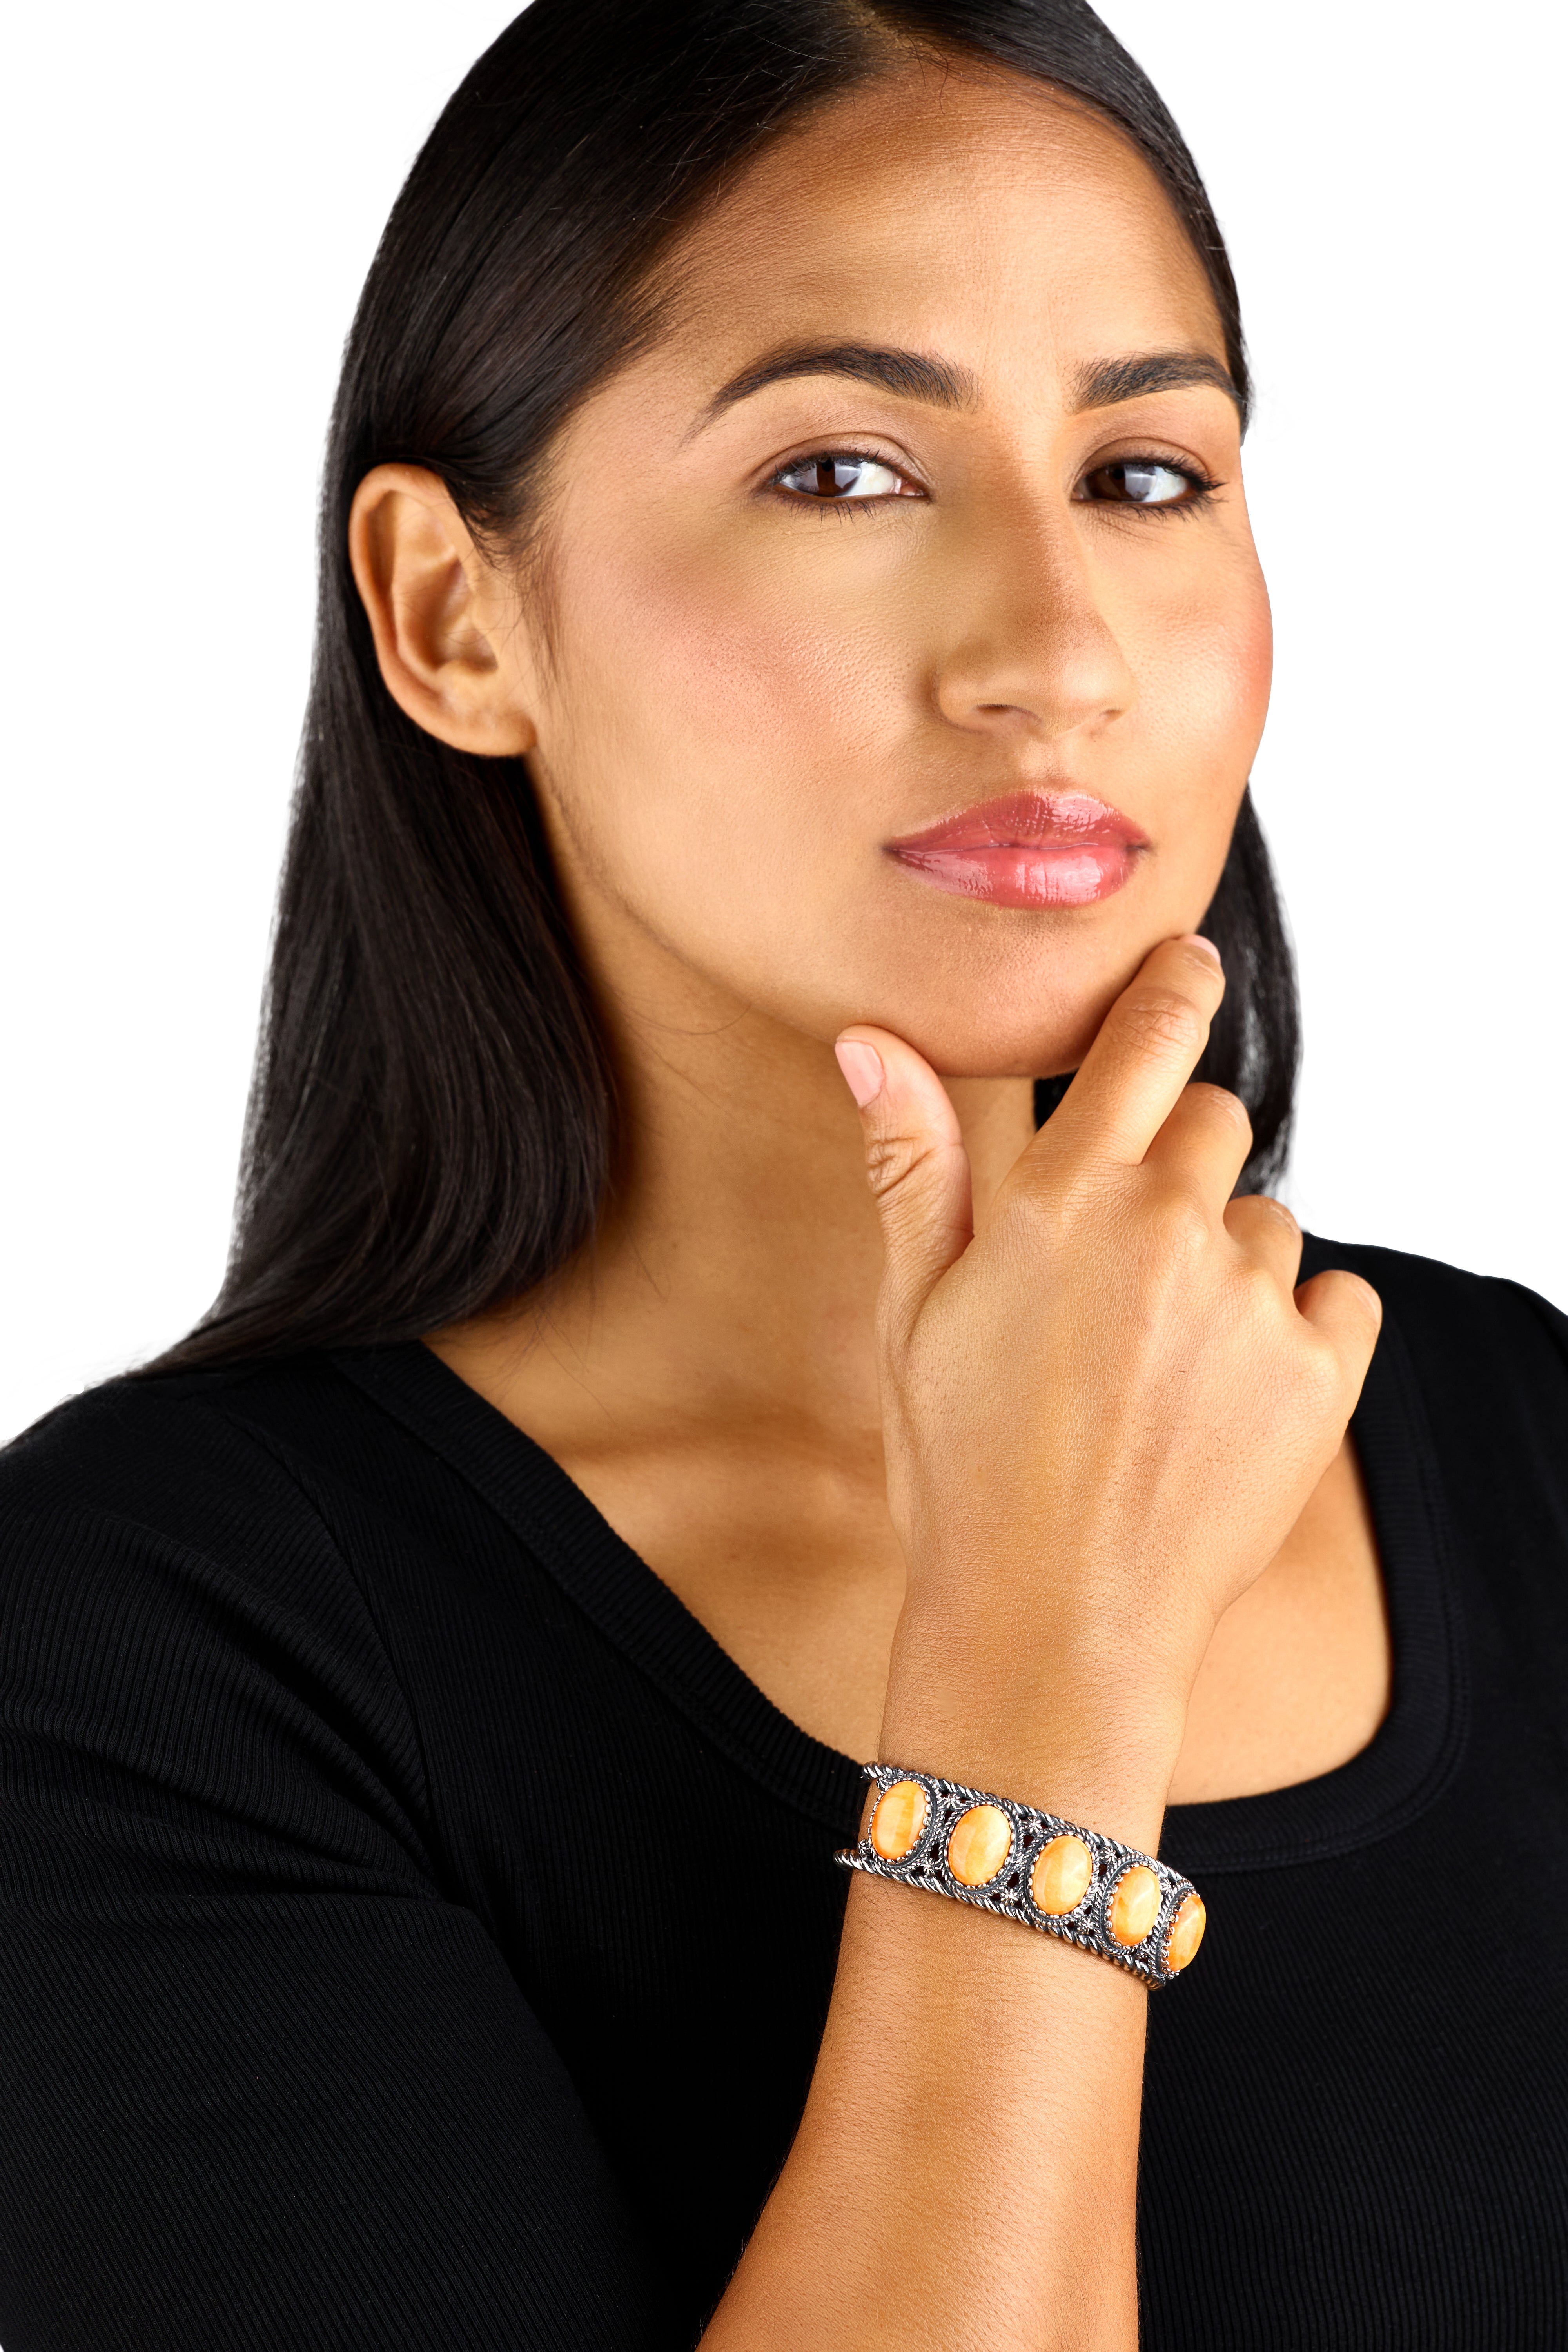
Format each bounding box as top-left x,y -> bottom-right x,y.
835,934 -> 1381,1829
708,937 -> 1381,2352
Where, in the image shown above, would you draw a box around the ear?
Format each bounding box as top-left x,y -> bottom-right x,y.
348,464 -> 538,756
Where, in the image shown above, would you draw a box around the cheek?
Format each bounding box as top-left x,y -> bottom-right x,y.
1135,564 -> 1273,860
539,530 -> 912,879
1217,584 -> 1274,752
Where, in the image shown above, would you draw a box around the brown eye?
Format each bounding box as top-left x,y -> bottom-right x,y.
1079,460 -> 1202,506
775,454 -> 910,500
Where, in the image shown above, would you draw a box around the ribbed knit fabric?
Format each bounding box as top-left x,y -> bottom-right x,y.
0,1236 -> 1564,2348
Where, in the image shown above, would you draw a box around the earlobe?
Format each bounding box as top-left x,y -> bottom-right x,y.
347,463 -> 538,756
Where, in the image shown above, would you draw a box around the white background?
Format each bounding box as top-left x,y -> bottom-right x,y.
3,0 -> 1563,1441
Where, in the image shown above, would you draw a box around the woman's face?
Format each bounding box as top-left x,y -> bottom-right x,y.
518,64 -> 1271,1078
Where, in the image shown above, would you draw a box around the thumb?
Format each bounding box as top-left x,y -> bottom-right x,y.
835,1026 -> 974,1347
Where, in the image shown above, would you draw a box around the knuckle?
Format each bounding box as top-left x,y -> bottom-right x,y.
1176,936 -> 1224,980
1237,1251 -> 1291,1329
1145,1183 -> 1211,1263
1347,1271 -> 1383,1321
1228,1189 -> 1298,1239
1300,1337 -> 1351,1414
864,1129 -> 938,1206
992,1178 -> 1054,1261
1118,987 -> 1207,1058
1009,1159 -> 1098,1249
1305,1265 -> 1383,1328
863,1132 -> 914,1196
1187,1082 -> 1252,1142
1329,1269 -> 1384,1337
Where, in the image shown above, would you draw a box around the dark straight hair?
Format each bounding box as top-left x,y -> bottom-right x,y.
158,0 -> 1298,1372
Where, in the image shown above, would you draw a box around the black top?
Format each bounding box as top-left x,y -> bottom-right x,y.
2,1236 -> 1566,2351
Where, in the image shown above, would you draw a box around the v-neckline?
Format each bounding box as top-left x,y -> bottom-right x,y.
334,1242 -> 1468,1876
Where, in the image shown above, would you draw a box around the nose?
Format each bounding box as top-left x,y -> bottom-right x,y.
932,501 -> 1136,742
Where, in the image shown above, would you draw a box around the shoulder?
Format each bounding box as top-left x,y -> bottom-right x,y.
4,1351 -> 362,1524
0,1348 -> 412,1651
1300,1232 -> 1567,1383
1301,1232 -> 1568,1524
0,1352 -> 434,1609
0,1358 -> 377,1640
0,1358 -> 436,1874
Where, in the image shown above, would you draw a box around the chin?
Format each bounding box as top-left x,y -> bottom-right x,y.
823,916 -> 1157,1076
836,980 -> 1114,1081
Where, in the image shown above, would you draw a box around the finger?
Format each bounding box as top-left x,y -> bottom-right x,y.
1225,1192 -> 1305,1289
834,1026 -> 974,1347
1294,1268 -> 1383,1394
1145,1082 -> 1254,1212
1042,935 -> 1227,1168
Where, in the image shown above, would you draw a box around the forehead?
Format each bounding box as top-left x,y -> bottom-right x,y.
655,60 -> 1225,388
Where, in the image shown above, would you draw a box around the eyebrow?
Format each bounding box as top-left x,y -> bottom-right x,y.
1071,350 -> 1241,416
698,338 -> 1240,428
700,341 -> 979,426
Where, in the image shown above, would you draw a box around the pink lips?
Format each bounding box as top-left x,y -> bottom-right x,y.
885,790 -> 1147,909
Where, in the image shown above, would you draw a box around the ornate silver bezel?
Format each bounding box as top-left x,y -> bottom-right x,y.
835,1762 -> 1199,1989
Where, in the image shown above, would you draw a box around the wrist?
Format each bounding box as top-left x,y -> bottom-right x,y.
878,1615 -> 1187,1855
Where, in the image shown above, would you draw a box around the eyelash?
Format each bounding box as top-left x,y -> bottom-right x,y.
764,447 -> 1223,514
764,445 -> 919,516
1080,458 -> 1223,518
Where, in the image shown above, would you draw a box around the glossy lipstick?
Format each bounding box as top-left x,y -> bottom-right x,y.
885,790 -> 1147,909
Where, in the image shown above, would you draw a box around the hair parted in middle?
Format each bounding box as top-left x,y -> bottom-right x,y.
156,0 -> 1297,1375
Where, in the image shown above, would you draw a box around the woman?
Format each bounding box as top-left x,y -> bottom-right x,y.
2,0 -> 1564,2344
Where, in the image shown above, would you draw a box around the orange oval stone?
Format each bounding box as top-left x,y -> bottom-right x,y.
1108,1864 -> 1161,1947
1030,1834 -> 1093,1917
946,1803 -> 1012,1887
870,1779 -> 929,1861
1165,1892 -> 1207,1973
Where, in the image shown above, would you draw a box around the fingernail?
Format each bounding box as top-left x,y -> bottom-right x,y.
834,1040 -> 884,1108
1181,933 -> 1223,968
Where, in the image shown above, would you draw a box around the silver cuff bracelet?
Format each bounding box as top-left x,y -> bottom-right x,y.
835,1761 -> 1205,1988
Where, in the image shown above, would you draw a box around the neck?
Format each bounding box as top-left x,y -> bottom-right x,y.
431,875 -> 1036,1453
